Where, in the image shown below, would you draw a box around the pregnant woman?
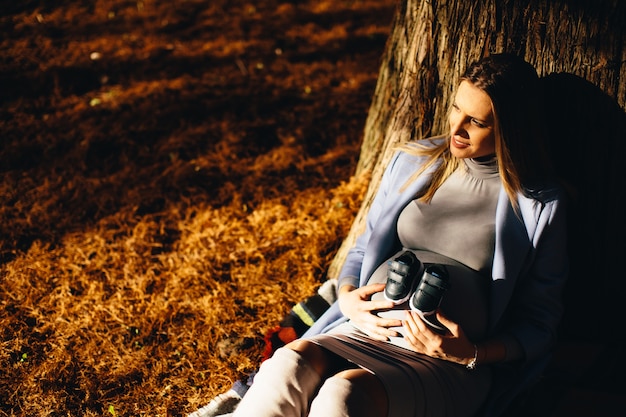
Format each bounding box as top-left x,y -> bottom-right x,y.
232,53 -> 569,417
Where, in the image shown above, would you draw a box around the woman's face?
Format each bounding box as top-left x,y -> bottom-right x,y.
448,80 -> 496,159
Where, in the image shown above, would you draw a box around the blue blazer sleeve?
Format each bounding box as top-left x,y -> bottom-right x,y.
337,150 -> 404,290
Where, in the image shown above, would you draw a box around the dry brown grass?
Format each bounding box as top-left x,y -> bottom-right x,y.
0,1 -> 394,415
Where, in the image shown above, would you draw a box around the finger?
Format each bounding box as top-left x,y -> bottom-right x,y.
362,322 -> 399,340
352,322 -> 389,341
406,310 -> 429,333
402,317 -> 422,349
375,326 -> 401,339
435,311 -> 459,335
357,283 -> 386,297
374,316 -> 403,329
352,313 -> 400,334
405,311 -> 440,343
368,299 -> 398,312
363,314 -> 402,338
367,330 -> 391,341
402,312 -> 422,341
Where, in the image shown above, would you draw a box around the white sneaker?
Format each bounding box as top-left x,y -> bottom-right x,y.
187,389 -> 242,417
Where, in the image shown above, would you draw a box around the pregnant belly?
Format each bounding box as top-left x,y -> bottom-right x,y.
369,249 -> 489,346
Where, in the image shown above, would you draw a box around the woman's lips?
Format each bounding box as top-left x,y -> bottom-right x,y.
451,136 -> 469,149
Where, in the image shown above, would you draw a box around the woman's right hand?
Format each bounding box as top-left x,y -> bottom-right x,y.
337,283 -> 403,341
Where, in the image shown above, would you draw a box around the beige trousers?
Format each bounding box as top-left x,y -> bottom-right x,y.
232,347 -> 372,417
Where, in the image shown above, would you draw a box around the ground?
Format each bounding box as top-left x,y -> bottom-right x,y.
3,2 -> 626,417
0,1 -> 395,416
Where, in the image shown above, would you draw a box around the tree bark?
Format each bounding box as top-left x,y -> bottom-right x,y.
327,0 -> 625,337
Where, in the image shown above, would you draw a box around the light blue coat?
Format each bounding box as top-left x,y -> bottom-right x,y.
303,140 -> 569,415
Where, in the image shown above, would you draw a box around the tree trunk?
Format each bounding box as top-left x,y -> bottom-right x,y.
328,0 -> 625,338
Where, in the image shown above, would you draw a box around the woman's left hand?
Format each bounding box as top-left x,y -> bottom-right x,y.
403,310 -> 475,366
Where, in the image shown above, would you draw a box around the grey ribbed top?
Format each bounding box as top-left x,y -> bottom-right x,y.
398,156 -> 501,275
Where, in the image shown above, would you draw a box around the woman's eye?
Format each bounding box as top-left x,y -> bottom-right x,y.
471,118 -> 486,128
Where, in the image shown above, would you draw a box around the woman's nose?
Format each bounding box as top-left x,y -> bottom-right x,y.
449,114 -> 467,137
